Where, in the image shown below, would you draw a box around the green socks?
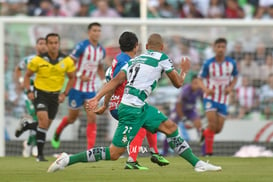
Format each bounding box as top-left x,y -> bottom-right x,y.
68,147 -> 111,166
167,129 -> 199,166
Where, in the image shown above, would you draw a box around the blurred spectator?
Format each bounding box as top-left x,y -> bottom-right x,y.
91,0 -> 120,18
225,0 -> 245,19
158,0 -> 176,18
53,0 -> 80,17
112,0 -> 139,17
236,76 -> 257,119
255,0 -> 273,19
75,0 -> 91,17
179,0 -> 203,18
147,0 -> 159,17
207,0 -> 224,18
239,52 -> 259,85
229,41 -> 244,62
1,0 -> 27,16
28,0 -> 52,16
47,2 -> 67,16
260,54 -> 273,82
254,42 -> 267,66
259,74 -> 273,120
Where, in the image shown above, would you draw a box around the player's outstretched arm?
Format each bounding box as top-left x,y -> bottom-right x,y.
166,57 -> 190,88
87,71 -> 126,111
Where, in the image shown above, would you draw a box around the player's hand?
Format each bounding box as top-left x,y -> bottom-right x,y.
205,88 -> 214,96
224,87 -> 232,95
86,97 -> 99,112
27,92 -> 34,101
58,93 -> 66,103
94,105 -> 107,115
180,56 -> 191,74
80,75 -> 90,82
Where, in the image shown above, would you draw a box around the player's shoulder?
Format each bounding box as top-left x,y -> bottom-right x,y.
116,52 -> 131,63
225,56 -> 236,64
204,57 -> 215,64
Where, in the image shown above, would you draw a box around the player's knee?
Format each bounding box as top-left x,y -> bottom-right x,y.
159,120 -> 177,135
109,146 -> 125,160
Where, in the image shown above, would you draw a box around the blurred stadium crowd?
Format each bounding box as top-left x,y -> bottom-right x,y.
1,0 -> 273,19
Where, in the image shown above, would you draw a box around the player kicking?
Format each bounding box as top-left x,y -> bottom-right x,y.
14,37 -> 47,157
95,31 -> 169,170
51,22 -> 106,150
48,33 -> 222,173
199,38 -> 238,156
163,75 -> 203,156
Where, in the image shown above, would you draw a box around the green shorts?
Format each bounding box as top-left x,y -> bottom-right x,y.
112,103 -> 168,148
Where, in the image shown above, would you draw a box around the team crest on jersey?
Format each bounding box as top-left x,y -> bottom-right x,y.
205,101 -> 212,109
60,62 -> 65,68
70,100 -> 77,108
122,135 -> 128,143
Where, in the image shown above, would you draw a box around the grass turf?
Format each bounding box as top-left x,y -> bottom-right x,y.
0,156 -> 272,182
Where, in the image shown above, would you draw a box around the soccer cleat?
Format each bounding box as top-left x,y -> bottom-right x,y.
32,146 -> 38,157
51,133 -> 61,149
36,155 -> 48,162
15,118 -> 29,138
22,140 -> 31,158
194,160 -> 222,172
124,161 -> 149,170
150,153 -> 170,166
47,152 -> 69,173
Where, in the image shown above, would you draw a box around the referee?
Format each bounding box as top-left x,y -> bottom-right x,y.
24,33 -> 76,161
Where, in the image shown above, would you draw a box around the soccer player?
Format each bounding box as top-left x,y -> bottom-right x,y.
14,37 -> 47,157
163,75 -> 203,156
48,33 -> 222,173
51,22 -> 106,150
24,33 -> 76,161
95,31 -> 169,170
199,38 -> 238,156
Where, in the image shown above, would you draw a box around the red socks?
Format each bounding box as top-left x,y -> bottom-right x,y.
86,122 -> 97,149
128,128 -> 146,162
203,129 -> 215,155
56,116 -> 69,135
146,131 -> 158,153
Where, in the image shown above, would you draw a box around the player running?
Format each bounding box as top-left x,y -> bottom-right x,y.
199,38 -> 238,156
48,33 -> 222,173
95,31 -> 169,170
14,37 -> 47,157
51,22 -> 106,150
162,75 -> 203,156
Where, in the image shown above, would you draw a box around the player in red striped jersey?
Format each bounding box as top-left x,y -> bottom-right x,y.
198,38 -> 238,156
51,22 -> 106,149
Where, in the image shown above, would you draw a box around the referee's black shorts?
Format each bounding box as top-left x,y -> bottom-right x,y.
34,88 -> 60,120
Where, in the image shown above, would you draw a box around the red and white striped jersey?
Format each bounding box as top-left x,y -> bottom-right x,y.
70,39 -> 106,92
199,57 -> 238,104
236,86 -> 256,108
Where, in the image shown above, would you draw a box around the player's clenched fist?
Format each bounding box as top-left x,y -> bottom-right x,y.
86,97 -> 99,112
181,56 -> 191,74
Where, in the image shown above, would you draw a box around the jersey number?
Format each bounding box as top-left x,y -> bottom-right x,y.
128,64 -> 140,85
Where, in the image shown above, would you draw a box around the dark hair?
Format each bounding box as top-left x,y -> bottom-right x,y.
191,74 -> 198,81
45,33 -> 60,43
119,31 -> 138,52
88,22 -> 101,30
214,38 -> 227,45
36,37 -> 45,44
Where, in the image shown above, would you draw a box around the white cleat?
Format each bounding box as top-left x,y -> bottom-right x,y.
47,152 -> 69,173
22,140 -> 31,158
194,160 -> 222,172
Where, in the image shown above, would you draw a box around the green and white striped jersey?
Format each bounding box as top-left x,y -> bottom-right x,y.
18,54 -> 36,81
121,50 -> 174,107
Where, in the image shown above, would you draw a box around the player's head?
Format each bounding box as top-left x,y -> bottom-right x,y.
214,37 -> 227,57
146,33 -> 164,52
190,75 -> 200,91
35,37 -> 47,55
87,22 -> 101,43
45,33 -> 60,54
119,31 -> 138,54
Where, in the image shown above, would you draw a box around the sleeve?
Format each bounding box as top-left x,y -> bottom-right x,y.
65,57 -> 76,73
70,41 -> 85,61
113,59 -> 127,78
199,61 -> 209,78
231,60 -> 239,77
27,57 -> 38,72
17,58 -> 26,70
159,53 -> 174,73
121,63 -> 128,75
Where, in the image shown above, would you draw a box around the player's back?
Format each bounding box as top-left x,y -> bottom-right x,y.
71,39 -> 106,92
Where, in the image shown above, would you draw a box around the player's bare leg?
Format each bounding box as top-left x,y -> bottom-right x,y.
215,114 -> 225,134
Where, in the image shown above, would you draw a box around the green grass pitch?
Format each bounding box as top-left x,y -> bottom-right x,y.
0,156 -> 273,182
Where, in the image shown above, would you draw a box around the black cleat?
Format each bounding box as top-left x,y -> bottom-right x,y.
36,155 -> 48,162
15,118 -> 29,138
